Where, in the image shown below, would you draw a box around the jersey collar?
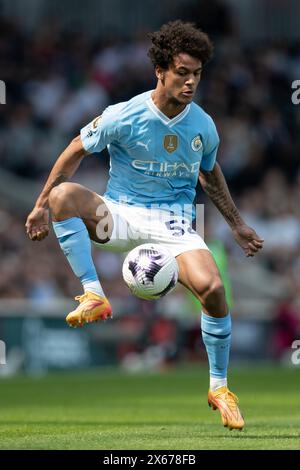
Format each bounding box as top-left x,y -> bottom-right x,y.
146,96 -> 191,127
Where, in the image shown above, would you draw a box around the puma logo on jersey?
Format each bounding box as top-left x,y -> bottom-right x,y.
136,139 -> 151,151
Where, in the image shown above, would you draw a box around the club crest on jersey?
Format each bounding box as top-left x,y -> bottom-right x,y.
191,134 -> 202,151
164,135 -> 178,153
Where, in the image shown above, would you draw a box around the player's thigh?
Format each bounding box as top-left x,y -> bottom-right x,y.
92,197 -> 139,252
49,182 -> 114,243
76,189 -> 114,244
141,212 -> 224,296
176,248 -> 223,297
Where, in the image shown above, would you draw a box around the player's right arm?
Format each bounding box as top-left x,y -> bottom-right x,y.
25,135 -> 88,241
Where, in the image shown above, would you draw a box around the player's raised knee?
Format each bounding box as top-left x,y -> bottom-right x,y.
200,276 -> 227,315
196,275 -> 225,301
49,183 -> 78,220
207,277 -> 225,300
49,182 -> 72,207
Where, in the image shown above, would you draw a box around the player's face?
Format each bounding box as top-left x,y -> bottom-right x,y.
158,53 -> 202,105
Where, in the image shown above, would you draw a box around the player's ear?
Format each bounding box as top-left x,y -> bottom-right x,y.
155,66 -> 165,82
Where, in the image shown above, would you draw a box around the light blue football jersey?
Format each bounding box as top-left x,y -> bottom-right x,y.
80,90 -> 219,219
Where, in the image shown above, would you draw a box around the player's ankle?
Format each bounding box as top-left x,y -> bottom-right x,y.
210,377 -> 227,391
83,281 -> 105,297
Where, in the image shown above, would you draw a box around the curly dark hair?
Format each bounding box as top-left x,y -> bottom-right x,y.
148,20 -> 214,69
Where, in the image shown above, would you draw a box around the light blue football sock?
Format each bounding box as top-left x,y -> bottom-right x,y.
52,217 -> 104,296
201,311 -> 231,380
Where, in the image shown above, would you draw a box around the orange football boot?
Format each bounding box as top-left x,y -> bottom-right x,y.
208,386 -> 245,430
66,291 -> 112,327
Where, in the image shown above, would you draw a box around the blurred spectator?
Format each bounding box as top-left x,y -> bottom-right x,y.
272,295 -> 300,361
175,0 -> 236,38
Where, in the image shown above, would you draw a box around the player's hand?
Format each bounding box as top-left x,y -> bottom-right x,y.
25,207 -> 50,241
232,223 -> 264,257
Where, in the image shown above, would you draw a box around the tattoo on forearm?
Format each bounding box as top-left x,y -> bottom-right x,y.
199,165 -> 244,228
50,174 -> 68,189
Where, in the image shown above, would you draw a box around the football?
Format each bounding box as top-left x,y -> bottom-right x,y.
122,243 -> 179,300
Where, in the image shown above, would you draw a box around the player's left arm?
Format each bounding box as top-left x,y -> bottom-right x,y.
199,162 -> 264,257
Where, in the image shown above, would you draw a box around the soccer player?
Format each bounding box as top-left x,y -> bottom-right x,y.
26,21 -> 264,430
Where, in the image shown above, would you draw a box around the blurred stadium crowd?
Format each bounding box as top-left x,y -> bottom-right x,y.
0,0 -> 300,361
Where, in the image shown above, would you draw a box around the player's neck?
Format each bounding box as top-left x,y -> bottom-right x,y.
151,90 -> 187,119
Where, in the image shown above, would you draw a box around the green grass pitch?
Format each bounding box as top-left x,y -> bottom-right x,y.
0,365 -> 299,450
